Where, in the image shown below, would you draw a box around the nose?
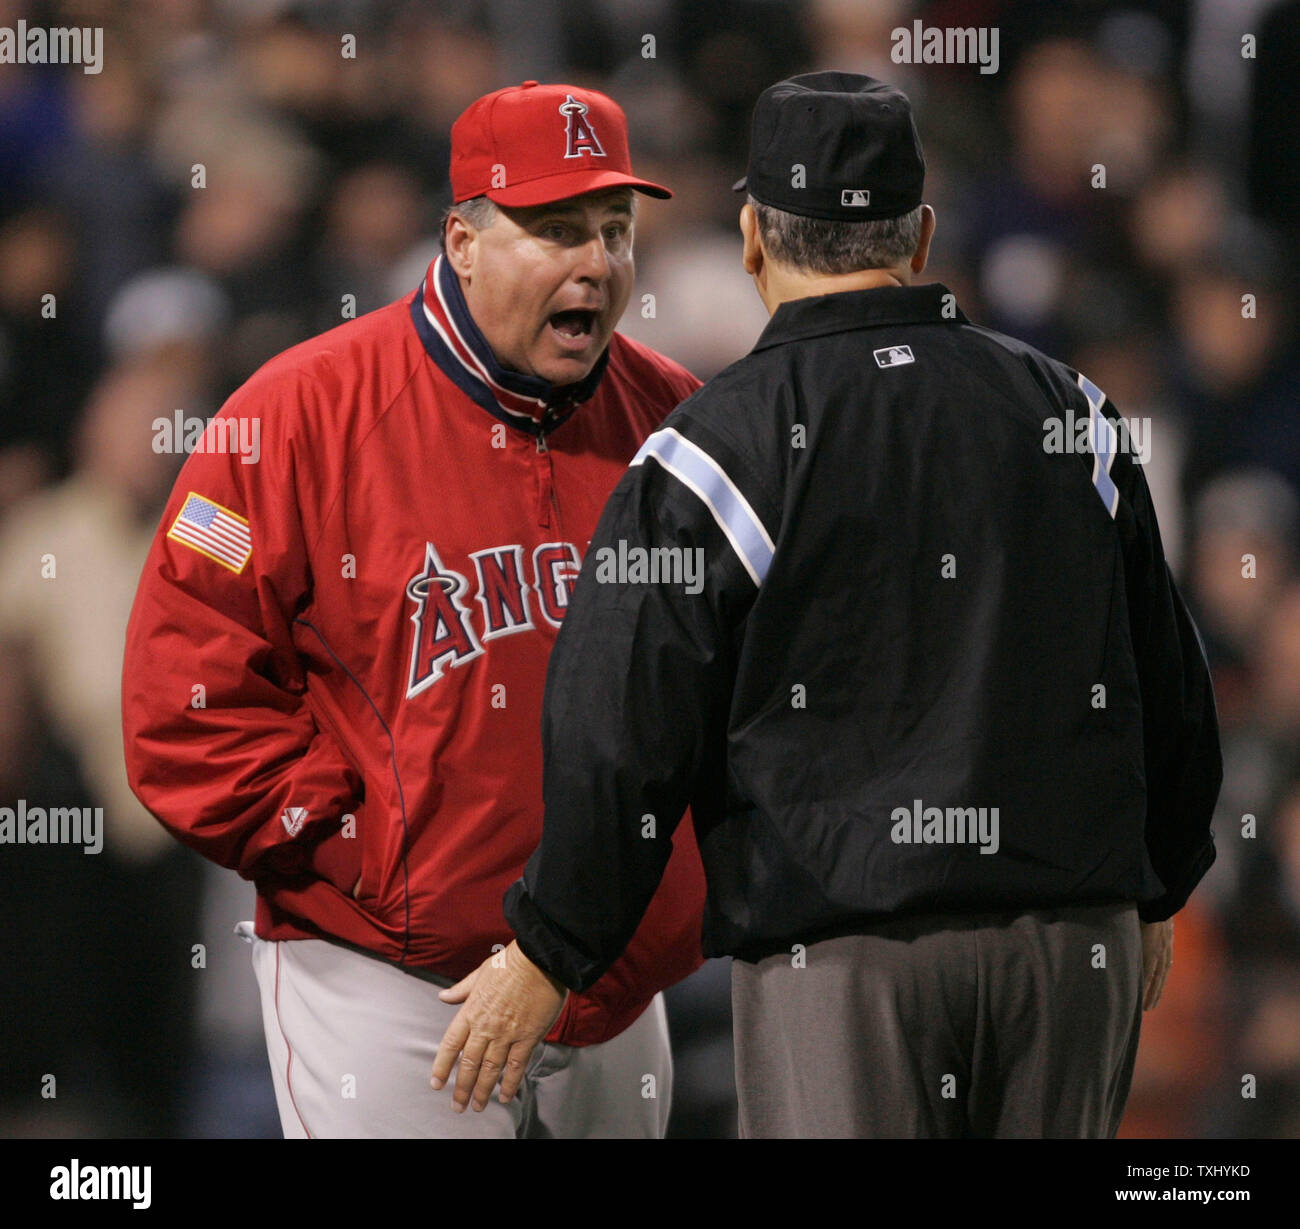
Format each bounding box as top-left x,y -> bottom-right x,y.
574,233 -> 611,284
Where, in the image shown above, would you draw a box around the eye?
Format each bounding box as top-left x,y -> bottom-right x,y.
539,222 -> 570,242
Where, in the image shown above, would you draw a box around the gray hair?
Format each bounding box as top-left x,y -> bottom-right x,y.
440,196 -> 498,249
748,194 -> 923,276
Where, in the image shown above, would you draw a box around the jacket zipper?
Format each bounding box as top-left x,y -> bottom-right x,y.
537,415 -> 562,534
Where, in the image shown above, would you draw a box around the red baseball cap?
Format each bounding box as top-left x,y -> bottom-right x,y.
450,80 -> 671,206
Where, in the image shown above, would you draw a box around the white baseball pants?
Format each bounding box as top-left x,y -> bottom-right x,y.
237,922 -> 673,1138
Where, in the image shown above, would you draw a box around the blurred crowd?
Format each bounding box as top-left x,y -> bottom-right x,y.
0,0 -> 1297,1139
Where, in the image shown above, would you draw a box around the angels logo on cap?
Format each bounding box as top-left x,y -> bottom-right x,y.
559,94 -> 606,159
449,80 -> 671,207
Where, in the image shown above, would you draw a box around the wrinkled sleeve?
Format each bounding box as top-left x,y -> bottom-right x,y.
1077,376 -> 1222,922
505,420 -> 775,989
122,383 -> 362,885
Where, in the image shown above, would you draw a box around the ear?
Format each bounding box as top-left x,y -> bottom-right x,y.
740,203 -> 764,279
910,204 -> 936,275
444,212 -> 476,279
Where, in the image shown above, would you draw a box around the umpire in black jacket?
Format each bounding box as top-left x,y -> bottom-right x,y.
432,72 -> 1223,1139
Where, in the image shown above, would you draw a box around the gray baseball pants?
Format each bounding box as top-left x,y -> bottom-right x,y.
238,922 -> 673,1138
731,902 -> 1143,1138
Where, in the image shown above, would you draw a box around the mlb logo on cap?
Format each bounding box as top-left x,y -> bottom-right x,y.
734,71 -> 925,221
450,81 -> 671,207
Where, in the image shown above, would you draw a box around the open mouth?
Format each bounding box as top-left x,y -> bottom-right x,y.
549,309 -> 597,343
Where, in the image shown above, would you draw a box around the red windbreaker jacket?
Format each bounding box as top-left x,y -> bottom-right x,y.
122,255 -> 707,1046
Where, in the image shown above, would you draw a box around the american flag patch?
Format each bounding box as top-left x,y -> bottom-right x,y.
167,492 -> 253,574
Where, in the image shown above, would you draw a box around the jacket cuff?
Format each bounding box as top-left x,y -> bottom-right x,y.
236,732 -> 365,883
1137,838 -> 1217,922
504,879 -> 603,992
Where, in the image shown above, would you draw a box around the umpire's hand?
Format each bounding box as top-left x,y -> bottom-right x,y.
1139,918 -> 1174,1011
431,940 -> 568,1112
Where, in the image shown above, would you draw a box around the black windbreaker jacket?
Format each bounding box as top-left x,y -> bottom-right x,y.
505,282 -> 1222,992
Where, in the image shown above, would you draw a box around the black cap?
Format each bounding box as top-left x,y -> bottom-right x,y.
733,71 -> 925,221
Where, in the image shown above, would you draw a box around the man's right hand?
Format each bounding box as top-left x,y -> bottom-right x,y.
1139,918 -> 1174,1011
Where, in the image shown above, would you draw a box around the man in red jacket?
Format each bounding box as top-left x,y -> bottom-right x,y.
121,81 -> 707,1138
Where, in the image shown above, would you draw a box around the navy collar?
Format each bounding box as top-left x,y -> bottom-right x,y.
752,282 -> 969,352
409,255 -> 610,437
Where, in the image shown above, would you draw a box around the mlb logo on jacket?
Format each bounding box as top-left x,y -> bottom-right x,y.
874,344 -> 915,368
